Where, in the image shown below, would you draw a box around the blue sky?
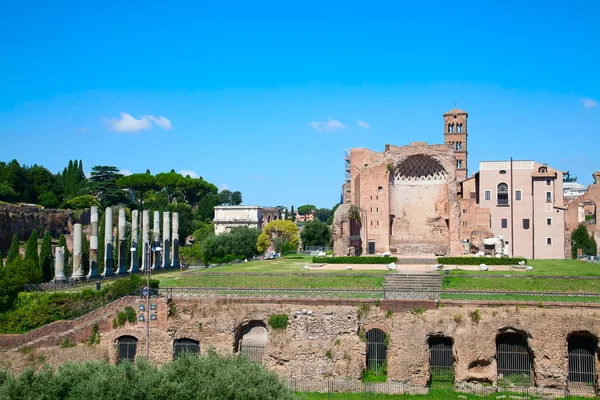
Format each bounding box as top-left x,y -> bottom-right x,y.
0,0 -> 598,208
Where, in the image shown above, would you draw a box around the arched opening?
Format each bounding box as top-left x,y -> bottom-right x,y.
568,332 -> 598,387
497,183 -> 509,206
496,331 -> 533,387
365,328 -> 387,381
428,336 -> 454,386
579,200 -> 597,225
391,155 -> 448,183
173,338 -> 200,359
234,320 -> 267,363
117,335 -> 138,365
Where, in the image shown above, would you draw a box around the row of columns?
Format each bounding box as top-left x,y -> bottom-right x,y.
53,206 -> 180,281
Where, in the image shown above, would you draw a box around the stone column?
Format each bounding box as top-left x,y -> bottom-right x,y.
54,246 -> 66,281
88,206 -> 99,278
129,210 -> 139,273
152,210 -> 161,270
141,210 -> 150,271
117,208 -> 128,275
103,207 -> 114,277
171,212 -> 179,268
71,223 -> 84,279
162,211 -> 171,269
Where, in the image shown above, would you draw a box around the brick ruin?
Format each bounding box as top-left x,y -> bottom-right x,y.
3,297 -> 600,392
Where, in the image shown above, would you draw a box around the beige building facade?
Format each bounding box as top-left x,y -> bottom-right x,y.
213,206 -> 263,235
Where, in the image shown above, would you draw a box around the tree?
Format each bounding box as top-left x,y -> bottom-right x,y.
87,166 -> 129,207
257,220 -> 299,254
201,227 -> 260,264
6,234 -> 20,265
290,205 -> 296,222
197,194 -> 219,221
180,176 -> 218,208
297,204 -> 316,215
571,224 -> 598,259
65,194 -> 100,209
40,231 -> 53,282
155,172 -> 185,204
218,190 -> 232,205
0,182 -> 17,202
313,208 -> 333,223
230,191 -> 242,205
117,173 -> 157,209
24,229 -> 39,272
300,220 -> 331,248
0,257 -> 42,313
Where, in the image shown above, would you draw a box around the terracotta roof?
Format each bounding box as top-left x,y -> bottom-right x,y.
443,107 -> 468,116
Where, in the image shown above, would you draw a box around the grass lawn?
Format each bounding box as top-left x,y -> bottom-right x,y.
157,273 -> 383,289
295,388 -> 589,399
448,259 -> 600,276
442,276 -> 600,292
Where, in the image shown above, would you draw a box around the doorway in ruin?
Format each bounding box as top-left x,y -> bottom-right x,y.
578,200 -> 597,225
496,331 -> 533,387
389,155 -> 450,255
234,320 -> 268,363
568,332 -> 598,389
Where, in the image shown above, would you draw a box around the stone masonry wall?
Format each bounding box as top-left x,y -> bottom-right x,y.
3,297 -> 600,391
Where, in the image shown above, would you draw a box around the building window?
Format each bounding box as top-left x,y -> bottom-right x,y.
370,207 -> 372,212
523,219 -> 530,230
117,336 -> 138,365
462,221 -> 468,226
515,190 -> 522,201
501,219 -> 508,229
457,159 -> 463,169
546,192 -> 552,203
376,207 -> 378,212
547,237 -> 552,245
378,186 -> 383,192
485,190 -> 491,201
173,338 -> 200,359
463,209 -> 467,214
546,178 -> 552,186
497,183 -> 509,205
457,124 -> 463,133
546,218 -> 552,226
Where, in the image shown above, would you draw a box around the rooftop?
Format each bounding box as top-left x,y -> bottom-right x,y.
443,107 -> 468,116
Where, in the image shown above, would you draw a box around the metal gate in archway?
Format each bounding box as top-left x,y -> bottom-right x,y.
117,336 -> 138,365
568,335 -> 597,386
496,333 -> 532,387
173,338 -> 200,359
429,336 -> 454,384
366,328 -> 387,374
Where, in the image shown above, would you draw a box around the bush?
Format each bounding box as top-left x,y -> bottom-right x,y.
201,227 -> 261,264
437,257 -> 527,265
0,351 -> 295,399
268,314 -> 289,330
60,338 -> 76,348
312,256 -> 397,264
64,194 -> 101,210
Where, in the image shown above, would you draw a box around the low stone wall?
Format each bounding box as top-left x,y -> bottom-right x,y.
2,297 -> 600,390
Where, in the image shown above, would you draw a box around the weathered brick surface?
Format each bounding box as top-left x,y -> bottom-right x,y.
3,298 -> 600,390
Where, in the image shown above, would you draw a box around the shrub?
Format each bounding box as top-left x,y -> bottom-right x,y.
88,323 -> 101,345
357,303 -> 371,320
0,351 -> 295,399
410,307 -> 426,315
60,338 -> 76,348
325,349 -> 333,359
64,194 -> 101,210
268,314 -> 289,330
470,309 -> 481,324
437,257 -> 527,265
313,256 -> 398,264
453,314 -> 463,324
385,309 -> 393,319
124,306 -> 137,324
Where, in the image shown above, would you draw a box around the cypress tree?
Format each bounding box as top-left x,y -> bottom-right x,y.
6,234 -> 20,265
40,231 -> 53,282
82,232 -> 90,276
58,234 -> 71,276
24,229 -> 39,272
290,205 -> 296,222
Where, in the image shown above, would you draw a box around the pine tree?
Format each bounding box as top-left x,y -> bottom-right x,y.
58,234 -> 71,276
40,231 -> 53,282
24,229 -> 39,272
6,234 -> 20,265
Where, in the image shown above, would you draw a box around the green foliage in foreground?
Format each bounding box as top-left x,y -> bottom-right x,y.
0,352 -> 294,400
0,275 -> 158,334
313,256 -> 397,264
201,227 -> 261,264
438,257 -> 527,265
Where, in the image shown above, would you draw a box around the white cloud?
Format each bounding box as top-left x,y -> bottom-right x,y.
583,98 -> 598,109
219,183 -> 228,191
180,169 -> 200,179
105,112 -> 173,133
119,169 -> 132,176
310,119 -> 347,132
358,120 -> 370,129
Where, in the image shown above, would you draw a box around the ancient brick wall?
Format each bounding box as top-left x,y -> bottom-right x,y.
4,298 -> 600,391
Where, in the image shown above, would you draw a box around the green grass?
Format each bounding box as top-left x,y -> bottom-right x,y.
448,259 -> 600,276
158,273 -> 383,289
296,388 -> 591,399
442,276 -> 600,292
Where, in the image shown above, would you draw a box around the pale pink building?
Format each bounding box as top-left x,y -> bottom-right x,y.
476,161 -> 565,259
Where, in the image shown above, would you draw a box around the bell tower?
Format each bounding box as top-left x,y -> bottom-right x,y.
443,106 -> 468,181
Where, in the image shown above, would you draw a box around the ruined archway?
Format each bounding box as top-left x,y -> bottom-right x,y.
234,320 -> 268,363
496,329 -> 534,387
388,154 -> 450,255
428,336 -> 454,386
567,331 -> 598,388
